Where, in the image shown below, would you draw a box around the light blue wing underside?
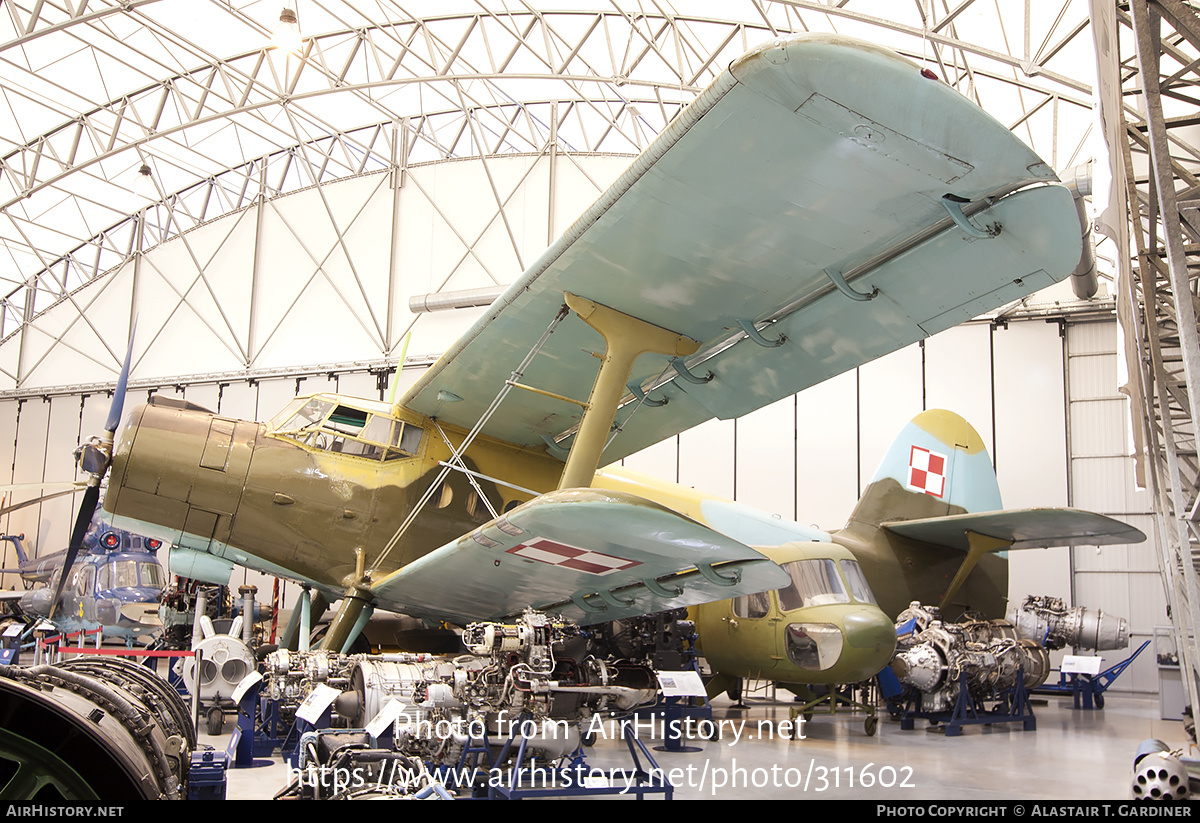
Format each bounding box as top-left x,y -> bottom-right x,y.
370,489 -> 790,626
400,33 -> 1081,463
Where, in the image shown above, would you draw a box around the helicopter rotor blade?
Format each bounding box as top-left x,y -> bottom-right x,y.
0,482 -> 87,516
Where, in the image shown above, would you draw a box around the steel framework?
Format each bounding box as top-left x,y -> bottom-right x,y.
1108,0 -> 1200,726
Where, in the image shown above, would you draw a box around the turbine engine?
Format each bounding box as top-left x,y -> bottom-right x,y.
1007,594 -> 1128,651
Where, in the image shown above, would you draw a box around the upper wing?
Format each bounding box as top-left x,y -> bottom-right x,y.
368,488 -> 790,626
882,508 -> 1147,551
401,33 -> 1082,462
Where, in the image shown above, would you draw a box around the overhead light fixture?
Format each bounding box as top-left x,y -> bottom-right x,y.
134,163 -> 156,197
272,6 -> 302,54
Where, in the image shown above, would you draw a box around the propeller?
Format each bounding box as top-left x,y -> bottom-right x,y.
48,325 -> 135,618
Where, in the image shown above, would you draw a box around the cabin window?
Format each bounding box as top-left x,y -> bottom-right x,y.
732,591 -> 770,619
466,489 -> 494,520
776,558 -> 850,611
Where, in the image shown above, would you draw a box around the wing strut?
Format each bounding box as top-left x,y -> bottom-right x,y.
368,305 -> 573,577
939,530 -> 1012,611
558,292 -> 699,489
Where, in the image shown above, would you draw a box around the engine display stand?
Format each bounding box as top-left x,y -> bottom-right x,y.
488,719 -> 673,800
1032,640 -> 1150,710
898,672 -> 1036,737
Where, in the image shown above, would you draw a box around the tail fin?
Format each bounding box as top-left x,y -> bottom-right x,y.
848,409 -> 1001,529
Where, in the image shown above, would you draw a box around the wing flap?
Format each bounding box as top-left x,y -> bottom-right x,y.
882,508 -> 1147,552
400,34 -> 1080,462
369,488 -> 789,626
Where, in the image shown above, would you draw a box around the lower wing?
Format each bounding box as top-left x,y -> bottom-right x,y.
369,488 -> 790,626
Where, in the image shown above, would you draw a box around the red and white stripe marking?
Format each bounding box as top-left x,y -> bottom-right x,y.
507,538 -> 641,575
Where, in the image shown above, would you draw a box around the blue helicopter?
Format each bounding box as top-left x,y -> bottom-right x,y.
0,514 -> 167,644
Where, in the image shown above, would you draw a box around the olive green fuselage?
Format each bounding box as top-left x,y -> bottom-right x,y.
103,396 -> 560,596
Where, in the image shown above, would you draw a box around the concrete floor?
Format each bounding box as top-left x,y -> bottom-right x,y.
208,690 -> 1187,800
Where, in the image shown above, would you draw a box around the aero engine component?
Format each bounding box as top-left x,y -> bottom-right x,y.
262,609 -> 657,766
0,657 -> 194,799
891,604 -> 1051,713
182,633 -> 255,703
1132,739 -> 1191,801
1007,595 -> 1129,651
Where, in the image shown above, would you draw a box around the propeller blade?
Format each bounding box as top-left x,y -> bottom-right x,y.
48,483 -> 99,618
52,322 -> 136,617
104,321 -> 136,434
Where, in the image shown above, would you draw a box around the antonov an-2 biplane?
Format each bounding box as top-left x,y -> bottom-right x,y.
81,34 -> 1095,653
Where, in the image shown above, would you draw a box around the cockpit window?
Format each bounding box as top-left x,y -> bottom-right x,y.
140,562 -> 165,590
326,406 -> 368,434
839,560 -> 878,605
270,397 -> 423,461
776,558 -> 850,611
272,398 -> 333,434
75,566 -> 94,596
98,560 -> 143,591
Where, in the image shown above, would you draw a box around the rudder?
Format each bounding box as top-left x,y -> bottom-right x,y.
848,409 -> 1001,528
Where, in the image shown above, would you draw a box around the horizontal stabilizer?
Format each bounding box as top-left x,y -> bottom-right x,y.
370,488 -> 790,626
882,508 -> 1146,551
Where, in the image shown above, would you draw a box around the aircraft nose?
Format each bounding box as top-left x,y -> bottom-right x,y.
843,607 -> 899,657
104,399 -> 257,548
784,606 -> 897,682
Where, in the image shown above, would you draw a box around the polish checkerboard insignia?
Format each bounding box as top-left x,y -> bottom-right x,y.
907,445 -> 947,497
507,538 -> 641,575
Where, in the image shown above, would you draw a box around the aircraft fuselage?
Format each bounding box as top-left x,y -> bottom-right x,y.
103,394 -> 560,599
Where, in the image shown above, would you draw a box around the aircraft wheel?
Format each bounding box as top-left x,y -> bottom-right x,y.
206,706 -> 224,736
864,716 -> 878,736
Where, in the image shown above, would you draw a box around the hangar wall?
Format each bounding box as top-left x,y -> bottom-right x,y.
0,159 -> 1159,694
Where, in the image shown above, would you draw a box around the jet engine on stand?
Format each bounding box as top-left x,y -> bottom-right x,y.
0,657 -> 196,799
890,602 -> 1051,714
1006,595 -> 1128,651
